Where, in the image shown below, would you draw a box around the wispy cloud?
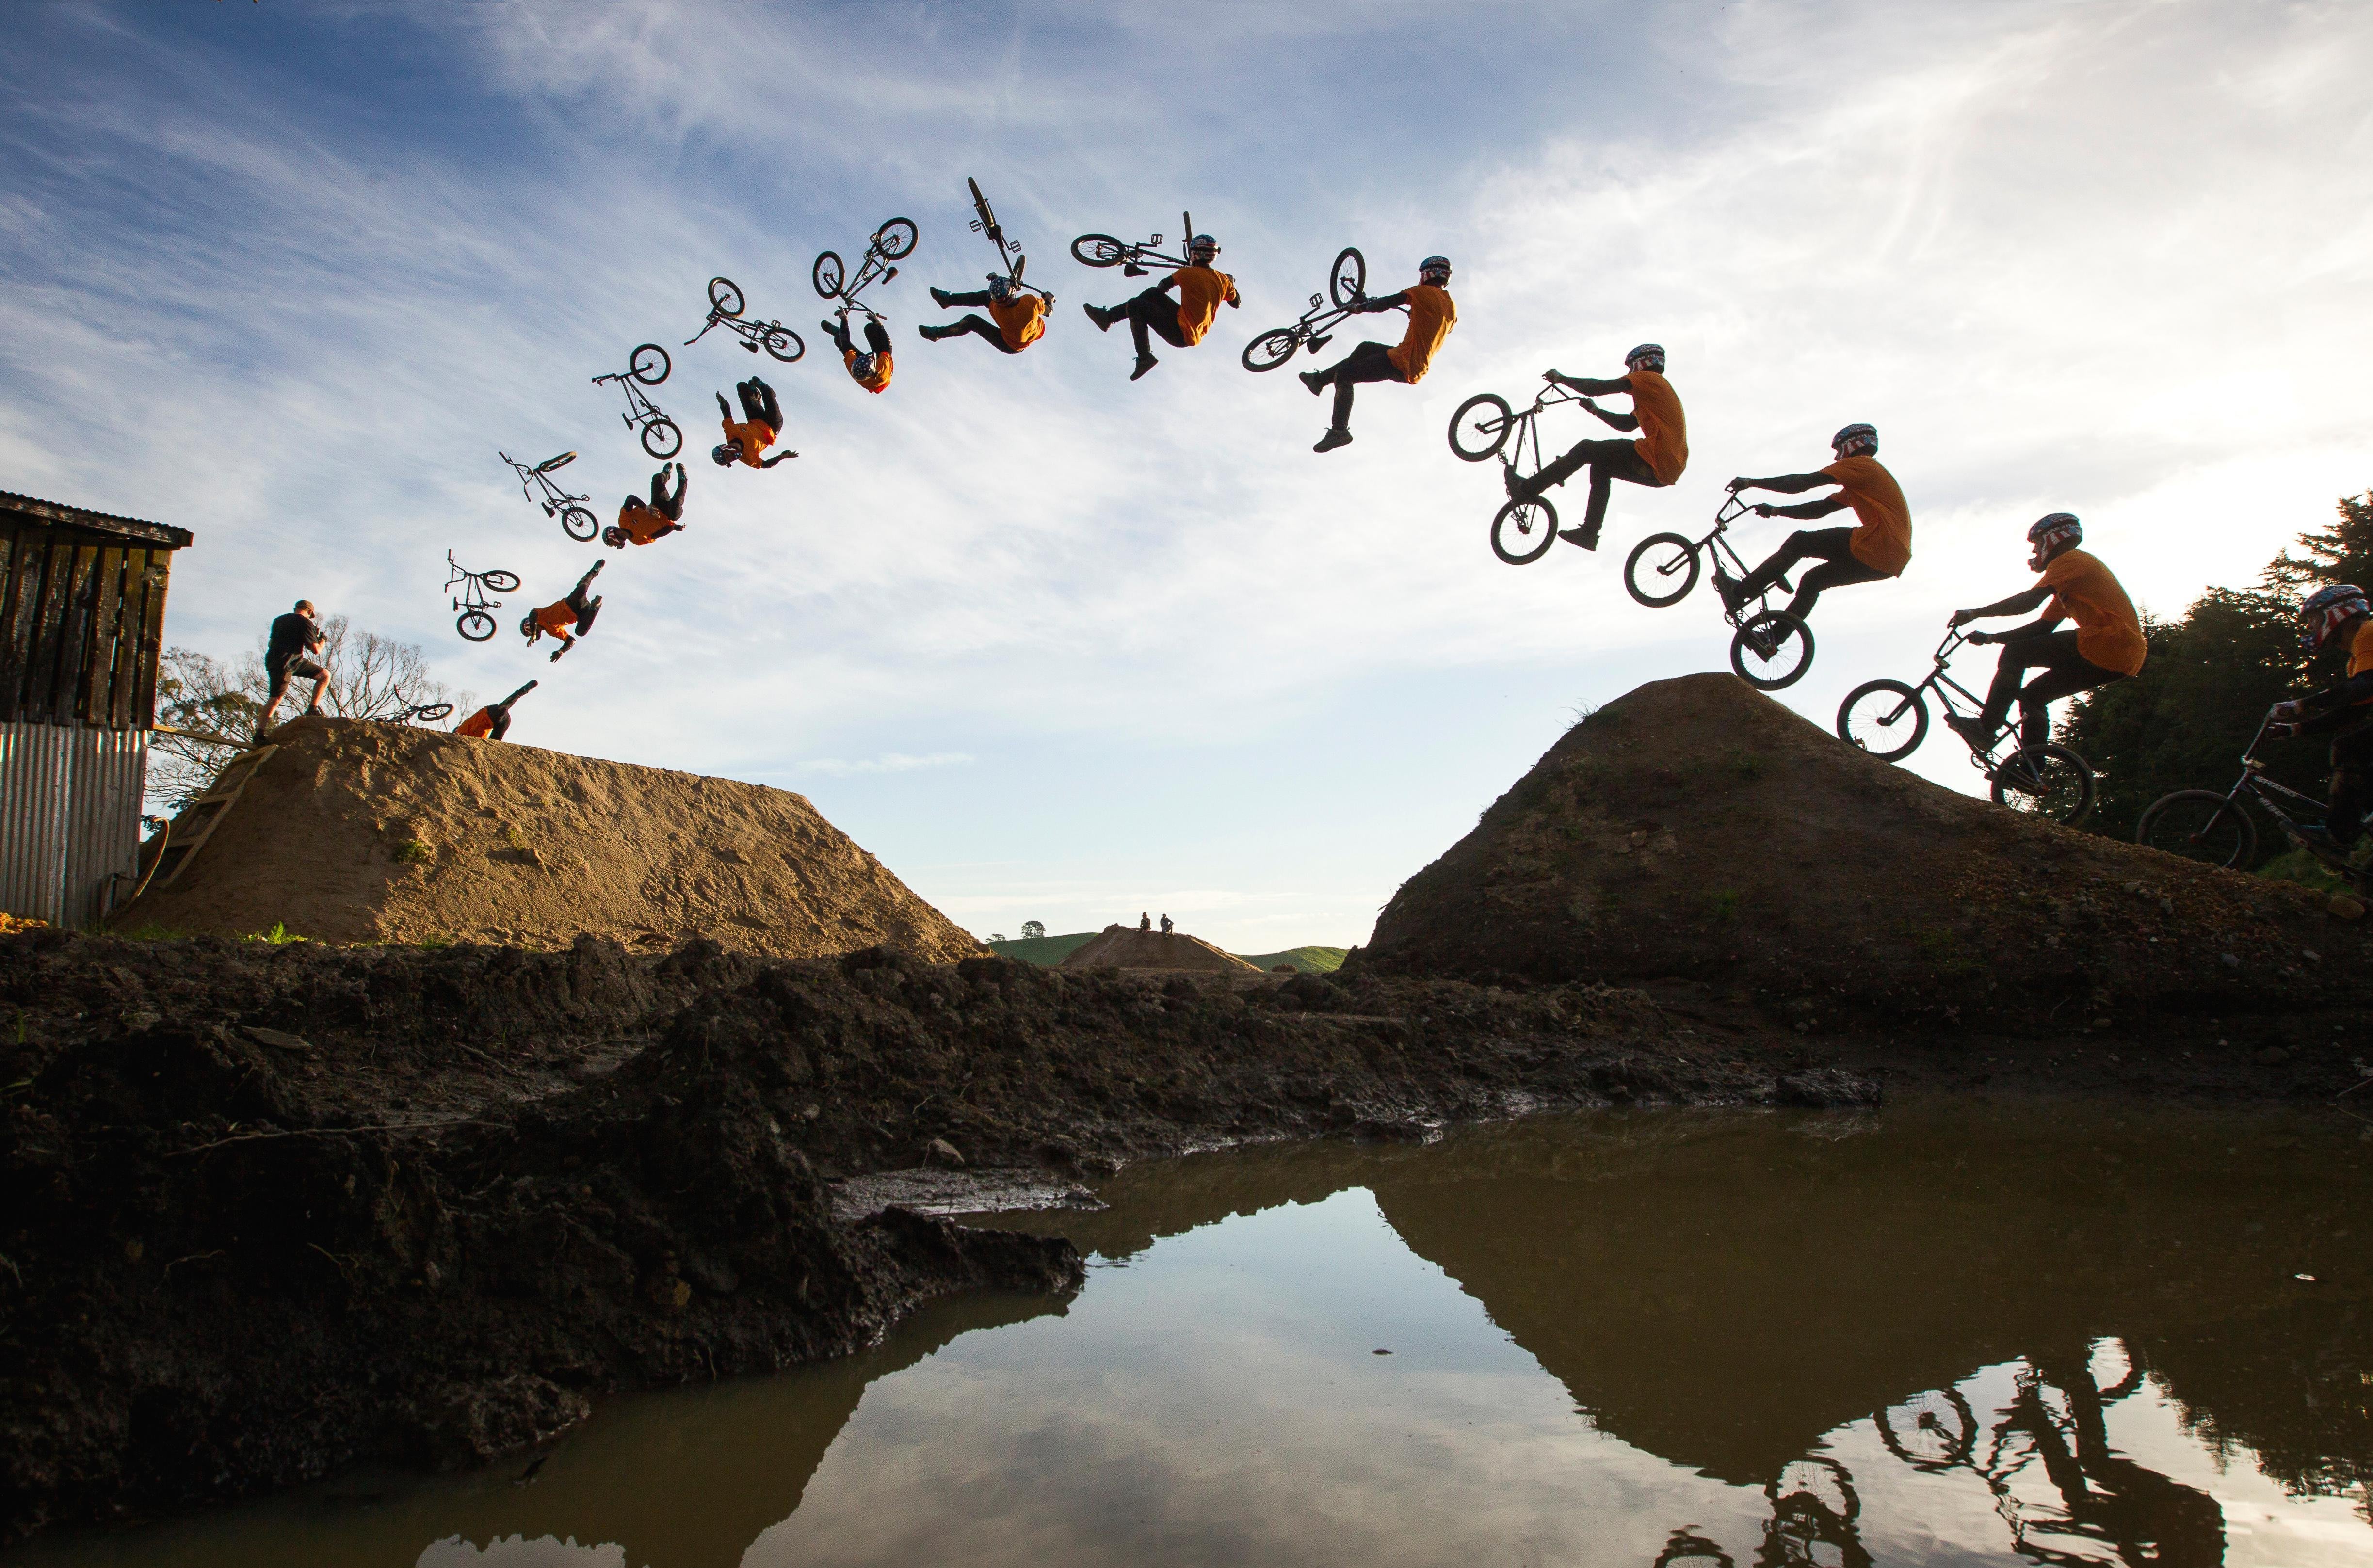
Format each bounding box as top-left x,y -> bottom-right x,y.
800,752 -> 975,777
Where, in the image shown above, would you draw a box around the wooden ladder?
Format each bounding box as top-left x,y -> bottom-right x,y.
149,744 -> 277,888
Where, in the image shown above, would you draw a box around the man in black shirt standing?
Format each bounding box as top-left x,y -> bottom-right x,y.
255,599 -> 327,740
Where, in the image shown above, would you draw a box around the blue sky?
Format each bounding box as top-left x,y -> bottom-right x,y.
5,2 -> 2372,950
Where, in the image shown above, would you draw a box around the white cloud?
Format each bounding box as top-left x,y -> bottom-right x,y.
799,751 -> 975,776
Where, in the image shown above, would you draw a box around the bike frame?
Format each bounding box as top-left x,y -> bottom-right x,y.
2211,714 -> 2332,834
1880,623 -> 2059,781
500,453 -> 585,513
444,551 -> 501,614
1110,211 -> 1196,276
1496,383 -> 1593,485
968,183 -> 1049,302
686,310 -> 784,350
591,370 -> 668,432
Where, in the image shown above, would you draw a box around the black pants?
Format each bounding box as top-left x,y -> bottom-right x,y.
1309,340 -> 1405,430
266,655 -> 324,703
828,317 -> 893,359
1530,438 -> 1660,542
1977,629 -> 2125,749
2327,720 -> 2373,847
1118,285 -> 1191,357
1738,527 -> 1889,621
630,465 -> 688,521
566,562 -> 604,635
736,379 -> 780,430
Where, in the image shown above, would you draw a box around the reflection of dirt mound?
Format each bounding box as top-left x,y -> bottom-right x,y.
115,717 -> 981,962
1358,673 -> 2372,1030
1059,924 -> 1262,973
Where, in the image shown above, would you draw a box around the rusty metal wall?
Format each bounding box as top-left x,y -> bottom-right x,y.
0,720 -> 148,927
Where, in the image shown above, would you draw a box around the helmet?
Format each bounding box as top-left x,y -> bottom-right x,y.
2302,584 -> 2371,653
1625,342 -> 1665,372
1419,255 -> 1452,283
518,614 -> 537,640
710,443 -> 736,467
1832,422 -> 1878,457
852,353 -> 880,380
987,273 -> 1013,301
1188,233 -> 1220,260
2026,512 -> 2081,570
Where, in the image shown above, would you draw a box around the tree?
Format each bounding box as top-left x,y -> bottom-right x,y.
987,932 -> 1008,943
1020,920 -> 1046,939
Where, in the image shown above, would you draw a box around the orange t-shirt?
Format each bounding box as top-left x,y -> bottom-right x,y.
615,498 -> 676,545
1170,265 -> 1239,346
1627,369 -> 1687,487
843,349 -> 893,393
988,292 -> 1047,351
1386,284 -> 1456,383
721,416 -> 775,468
1821,456 -> 1911,577
2345,620 -> 2373,704
455,708 -> 496,739
2039,549 -> 2147,677
531,601 -> 577,639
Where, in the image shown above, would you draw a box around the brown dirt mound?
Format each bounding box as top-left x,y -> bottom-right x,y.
1356,672 -> 2373,1031
1059,923 -> 1263,973
114,717 -> 982,962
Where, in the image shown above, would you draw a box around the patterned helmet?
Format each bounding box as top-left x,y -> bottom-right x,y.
1625,343 -> 1665,372
988,273 -> 1014,300
2026,512 -> 2082,568
518,614 -> 537,640
1419,255 -> 1452,283
1189,233 -> 1220,260
710,443 -> 736,466
2302,583 -> 2371,653
1831,422 -> 1878,457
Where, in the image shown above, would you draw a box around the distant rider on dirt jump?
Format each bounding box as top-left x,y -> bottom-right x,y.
1722,423 -> 1907,619
1942,514 -> 2147,752
824,311 -> 896,393
456,679 -> 539,741
522,560 -> 604,663
1298,255 -> 1457,454
254,598 -> 327,739
2270,583 -> 2373,856
606,463 -> 689,549
1084,234 -> 1239,382
713,378 -> 795,468
920,273 -> 1050,354
1504,344 -> 1686,549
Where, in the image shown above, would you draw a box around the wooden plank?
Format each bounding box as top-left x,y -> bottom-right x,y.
110,550 -> 154,730
0,527 -> 45,722
48,545 -> 101,726
156,745 -> 274,887
132,551 -> 170,728
82,547 -> 125,727
21,541 -> 75,725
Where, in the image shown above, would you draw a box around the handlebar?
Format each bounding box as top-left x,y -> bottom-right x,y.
1711,492 -> 1754,530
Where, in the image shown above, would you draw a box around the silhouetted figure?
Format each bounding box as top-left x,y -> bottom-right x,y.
1139,912 -> 1151,932
1160,913 -> 1173,934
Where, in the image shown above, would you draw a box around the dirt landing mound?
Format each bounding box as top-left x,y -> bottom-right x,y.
116,718 -> 982,962
1357,672 -> 2373,1031
1060,924 -> 1263,973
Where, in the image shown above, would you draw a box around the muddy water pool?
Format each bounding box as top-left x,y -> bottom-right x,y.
18,1098 -> 2373,1567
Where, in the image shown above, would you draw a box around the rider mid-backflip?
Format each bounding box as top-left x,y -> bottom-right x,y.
522,560 -> 604,663
1723,422 -> 1907,619
606,463 -> 689,549
921,273 -> 1050,354
1297,255 -> 1456,454
1083,234 -> 1238,382
713,378 -> 795,469
455,680 -> 539,741
824,310 -> 895,393
1504,344 -> 1686,549
2270,583 -> 2373,857
1943,514 -> 2147,753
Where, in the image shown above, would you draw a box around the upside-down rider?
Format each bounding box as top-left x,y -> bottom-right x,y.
713,378 -> 796,469
606,463 -> 690,549
1942,514 -> 2147,756
824,309 -> 895,393
1503,343 -> 1686,548
455,679 -> 539,741
2270,583 -> 2373,859
1083,233 -> 1239,382
521,560 -> 603,663
1722,422 -> 1908,620
921,272 -> 1051,354
1297,255 -> 1457,454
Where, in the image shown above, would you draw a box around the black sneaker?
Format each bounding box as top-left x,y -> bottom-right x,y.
929,287 -> 954,307
1557,526 -> 1598,550
1084,303 -> 1114,332
1943,714 -> 1994,750
1299,369 -> 1326,397
1130,353 -> 1158,381
1313,428 -> 1352,453
1503,467 -> 1534,502
1713,575 -> 1746,614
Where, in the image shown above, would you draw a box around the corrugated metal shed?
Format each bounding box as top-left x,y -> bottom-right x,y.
0,490 -> 192,926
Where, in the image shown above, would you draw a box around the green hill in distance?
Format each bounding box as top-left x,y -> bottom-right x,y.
984,932 -> 1346,974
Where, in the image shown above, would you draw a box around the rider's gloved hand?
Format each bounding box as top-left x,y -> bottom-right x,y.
1966,630 -> 1996,645
1726,477 -> 1750,493
1949,609 -> 1978,626
2271,699 -> 2306,721
1752,503 -> 1776,518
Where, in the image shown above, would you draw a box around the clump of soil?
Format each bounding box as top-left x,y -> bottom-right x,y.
1356,673 -> 2373,1034
114,717 -> 982,963
1060,924 -> 1263,973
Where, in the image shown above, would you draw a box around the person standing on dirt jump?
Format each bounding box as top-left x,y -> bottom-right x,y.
1160,913 -> 1174,934
1298,255 -> 1457,454
254,599 -> 327,739
1084,235 -> 1238,382
606,464 -> 689,549
920,273 -> 1050,354
713,379 -> 796,469
824,311 -> 896,394
521,561 -> 604,663
1943,514 -> 2147,757
455,680 -> 540,741
2269,583 -> 2373,857
1722,423 -> 1908,620
1504,344 -> 1686,549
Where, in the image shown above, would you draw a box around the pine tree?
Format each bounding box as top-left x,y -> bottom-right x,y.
2263,490 -> 2373,595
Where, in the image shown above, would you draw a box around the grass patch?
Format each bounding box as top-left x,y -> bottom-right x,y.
1238,946 -> 1349,974
416,933 -> 453,950
244,922 -> 307,945
2259,845 -> 2355,896
393,839 -> 432,864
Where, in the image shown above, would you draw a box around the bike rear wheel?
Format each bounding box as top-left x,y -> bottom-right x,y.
1490,496 -> 1559,566
1991,743 -> 2095,825
1875,1389 -> 1977,1472
2137,788 -> 2256,868
1330,246 -> 1366,307
457,611 -> 496,642
763,325 -> 806,363
641,417 -> 682,461
873,217 -> 918,259
1622,532 -> 1700,608
1730,610 -> 1814,690
630,342 -> 671,384
707,277 -> 744,318
1242,328 -> 1302,373
560,505 -> 598,542
413,702 -> 454,723
1071,233 -> 1127,268
812,251 -> 845,298
479,569 -> 521,593
1449,393 -> 1513,461
1836,678 -> 1927,761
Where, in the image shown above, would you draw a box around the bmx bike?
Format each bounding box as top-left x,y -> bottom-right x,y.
1874,1387 -> 1978,1473
589,353 -> 683,461
1445,380 -> 1605,567
372,695 -> 455,726
498,449 -> 600,542
445,550 -> 520,642
1069,210 -> 1198,276
2135,706 -> 2362,881
1833,620 -> 2099,824
684,277 -> 805,363
1620,494 -> 1815,690
814,218 -> 919,305
964,176 -> 1050,299
1241,248 -> 1370,372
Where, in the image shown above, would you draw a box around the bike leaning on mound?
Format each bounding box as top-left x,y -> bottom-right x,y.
589,350 -> 683,461
1446,379 -> 1602,566
445,550 -> 520,642
1069,211 -> 1197,276
1834,619 -> 2098,824
684,277 -> 806,363
2135,707 -> 2362,882
371,694 -> 455,726
499,449 -> 599,542
1617,494 -> 1818,691
1240,248 -> 1369,372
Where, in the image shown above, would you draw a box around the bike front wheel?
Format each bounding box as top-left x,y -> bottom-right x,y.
560,505 -> 599,542
1449,393 -> 1513,461
479,569 -> 521,593
812,251 -> 845,298
1490,496 -> 1559,566
1731,610 -> 1814,690
1242,328 -> 1301,373
873,217 -> 918,259
1992,743 -> 2095,826
1330,246 -> 1366,307
764,325 -> 806,363
1836,678 -> 1927,761
1071,233 -> 1127,268
457,610 -> 496,642
1623,532 -> 1700,608
641,418 -> 682,461
2137,788 -> 2255,868
413,702 -> 454,724
706,277 -> 744,318
630,342 -> 671,384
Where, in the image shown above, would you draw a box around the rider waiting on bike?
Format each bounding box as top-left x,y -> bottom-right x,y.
1944,514 -> 2146,752
1297,255 -> 1456,454
521,560 -> 604,663
921,273 -> 1049,354
456,680 -> 539,741
823,310 -> 895,393
2270,584 -> 2373,856
1505,344 -> 1685,549
1084,234 -> 1238,382
608,463 -> 689,549
713,378 -> 794,468
1722,422 -> 1905,617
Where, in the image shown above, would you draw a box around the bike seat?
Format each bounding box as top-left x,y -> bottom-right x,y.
538,451 -> 578,472
1123,264 -> 1146,277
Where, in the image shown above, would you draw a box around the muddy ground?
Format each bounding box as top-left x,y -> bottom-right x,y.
0,928 -> 2357,1545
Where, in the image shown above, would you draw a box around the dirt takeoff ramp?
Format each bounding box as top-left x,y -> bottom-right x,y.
1356,672 -> 2372,1032
114,717 -> 984,960
1060,924 -> 1264,973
